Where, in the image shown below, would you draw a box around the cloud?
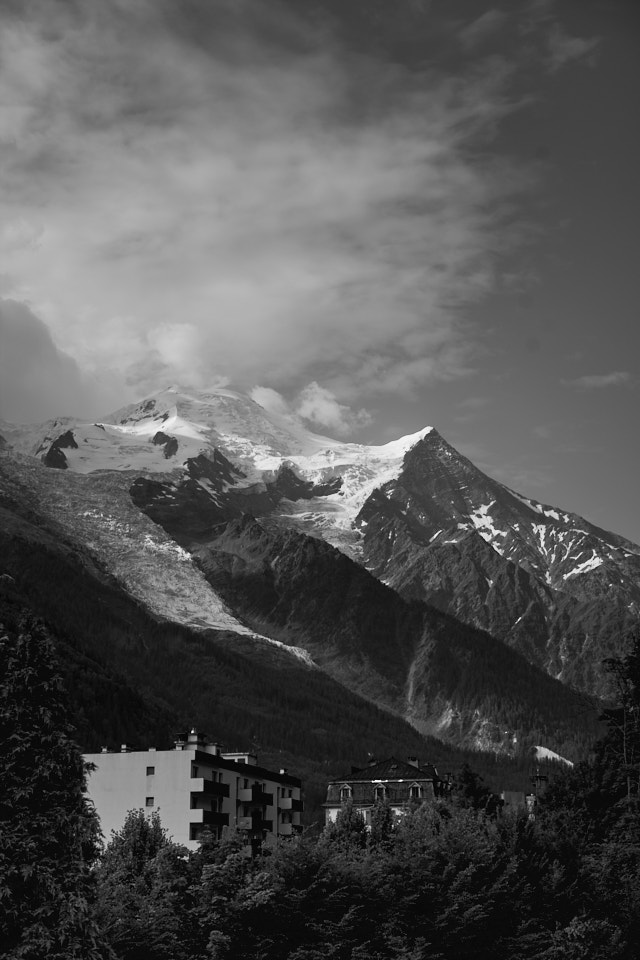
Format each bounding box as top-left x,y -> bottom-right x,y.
563,371 -> 631,389
0,0 -> 536,420
249,387 -> 292,419
458,396 -> 490,410
459,10 -> 507,49
546,25 -> 599,73
454,395 -> 490,423
0,299 -> 123,422
296,382 -> 372,436
251,382 -> 371,437
0,0 -> 587,424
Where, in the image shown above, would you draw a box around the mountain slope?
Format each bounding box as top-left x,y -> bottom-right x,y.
0,468 -> 551,820
2,384 -> 636,743
355,430 -> 640,695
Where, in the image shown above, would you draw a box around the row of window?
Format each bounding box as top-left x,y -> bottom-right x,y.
339,784 -> 424,802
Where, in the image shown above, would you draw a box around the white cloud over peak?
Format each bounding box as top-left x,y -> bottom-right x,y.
296,382 -> 372,436
251,382 -> 371,438
250,387 -> 292,419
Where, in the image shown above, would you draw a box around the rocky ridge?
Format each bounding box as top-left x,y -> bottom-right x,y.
1,385 -> 636,752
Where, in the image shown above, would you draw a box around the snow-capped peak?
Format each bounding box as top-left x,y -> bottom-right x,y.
2,387 -> 435,544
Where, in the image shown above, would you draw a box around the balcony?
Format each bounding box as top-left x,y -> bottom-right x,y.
278,823 -> 304,836
237,816 -> 273,833
190,809 -> 229,827
191,777 -> 230,798
278,797 -> 303,812
238,787 -> 273,806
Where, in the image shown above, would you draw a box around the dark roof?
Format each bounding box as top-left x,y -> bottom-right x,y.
329,756 -> 437,784
193,750 -> 301,786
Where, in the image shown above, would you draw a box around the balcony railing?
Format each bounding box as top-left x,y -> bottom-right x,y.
279,823 -> 303,836
237,816 -> 273,833
278,797 -> 303,812
190,809 -> 229,827
237,787 -> 274,806
191,777 -> 230,798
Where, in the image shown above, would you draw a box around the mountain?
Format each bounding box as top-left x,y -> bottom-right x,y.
28,383 -> 633,698
355,429 -> 640,696
0,448 -> 555,819
2,384 -> 629,768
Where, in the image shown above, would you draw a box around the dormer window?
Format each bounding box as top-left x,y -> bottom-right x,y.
410,784 -> 423,800
373,784 -> 387,801
339,785 -> 352,803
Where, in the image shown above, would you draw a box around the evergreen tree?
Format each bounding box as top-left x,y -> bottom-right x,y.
600,630 -> 640,804
321,800 -> 367,850
369,798 -> 394,848
94,809 -> 193,960
0,615 -> 109,959
453,762 -> 501,816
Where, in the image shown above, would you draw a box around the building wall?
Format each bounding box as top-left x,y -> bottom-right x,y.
85,737 -> 302,852
85,748 -> 194,846
324,776 -> 436,827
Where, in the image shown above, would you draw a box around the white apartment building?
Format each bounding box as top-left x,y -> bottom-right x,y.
85,729 -> 303,852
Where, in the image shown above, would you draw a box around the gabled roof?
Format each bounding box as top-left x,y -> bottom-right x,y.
331,756 -> 437,784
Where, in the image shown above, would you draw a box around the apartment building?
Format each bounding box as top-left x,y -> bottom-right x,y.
85,729 -> 303,851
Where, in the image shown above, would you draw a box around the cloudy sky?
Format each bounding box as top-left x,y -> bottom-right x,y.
1,0 -> 639,540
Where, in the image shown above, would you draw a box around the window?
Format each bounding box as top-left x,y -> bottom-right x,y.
339,785 -> 352,803
146,766 -> 155,776
192,764 -> 199,778
243,778 -> 249,789
145,797 -> 154,807
410,784 -> 422,800
373,785 -> 387,801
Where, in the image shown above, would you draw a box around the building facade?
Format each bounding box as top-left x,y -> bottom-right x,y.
85,729 -> 303,852
324,756 -> 440,826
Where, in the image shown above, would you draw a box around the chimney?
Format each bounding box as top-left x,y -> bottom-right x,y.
407,756 -> 419,768
368,756 -> 378,766
279,768 -> 288,775
101,746 -> 109,754
120,744 -> 129,753
186,728 -> 208,749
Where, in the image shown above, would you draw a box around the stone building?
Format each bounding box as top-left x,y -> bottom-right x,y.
324,756 -> 440,826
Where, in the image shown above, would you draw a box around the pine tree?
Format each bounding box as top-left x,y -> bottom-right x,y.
601,630 -> 640,804
0,614 -> 109,959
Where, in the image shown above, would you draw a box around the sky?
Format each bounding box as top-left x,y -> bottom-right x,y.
0,0 -> 639,541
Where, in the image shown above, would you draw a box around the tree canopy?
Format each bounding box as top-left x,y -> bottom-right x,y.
0,614 -> 108,959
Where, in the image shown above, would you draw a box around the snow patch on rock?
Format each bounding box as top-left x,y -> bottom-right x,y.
534,745 -> 574,767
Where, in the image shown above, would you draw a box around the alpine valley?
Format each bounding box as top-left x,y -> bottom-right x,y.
2,386 -> 637,812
